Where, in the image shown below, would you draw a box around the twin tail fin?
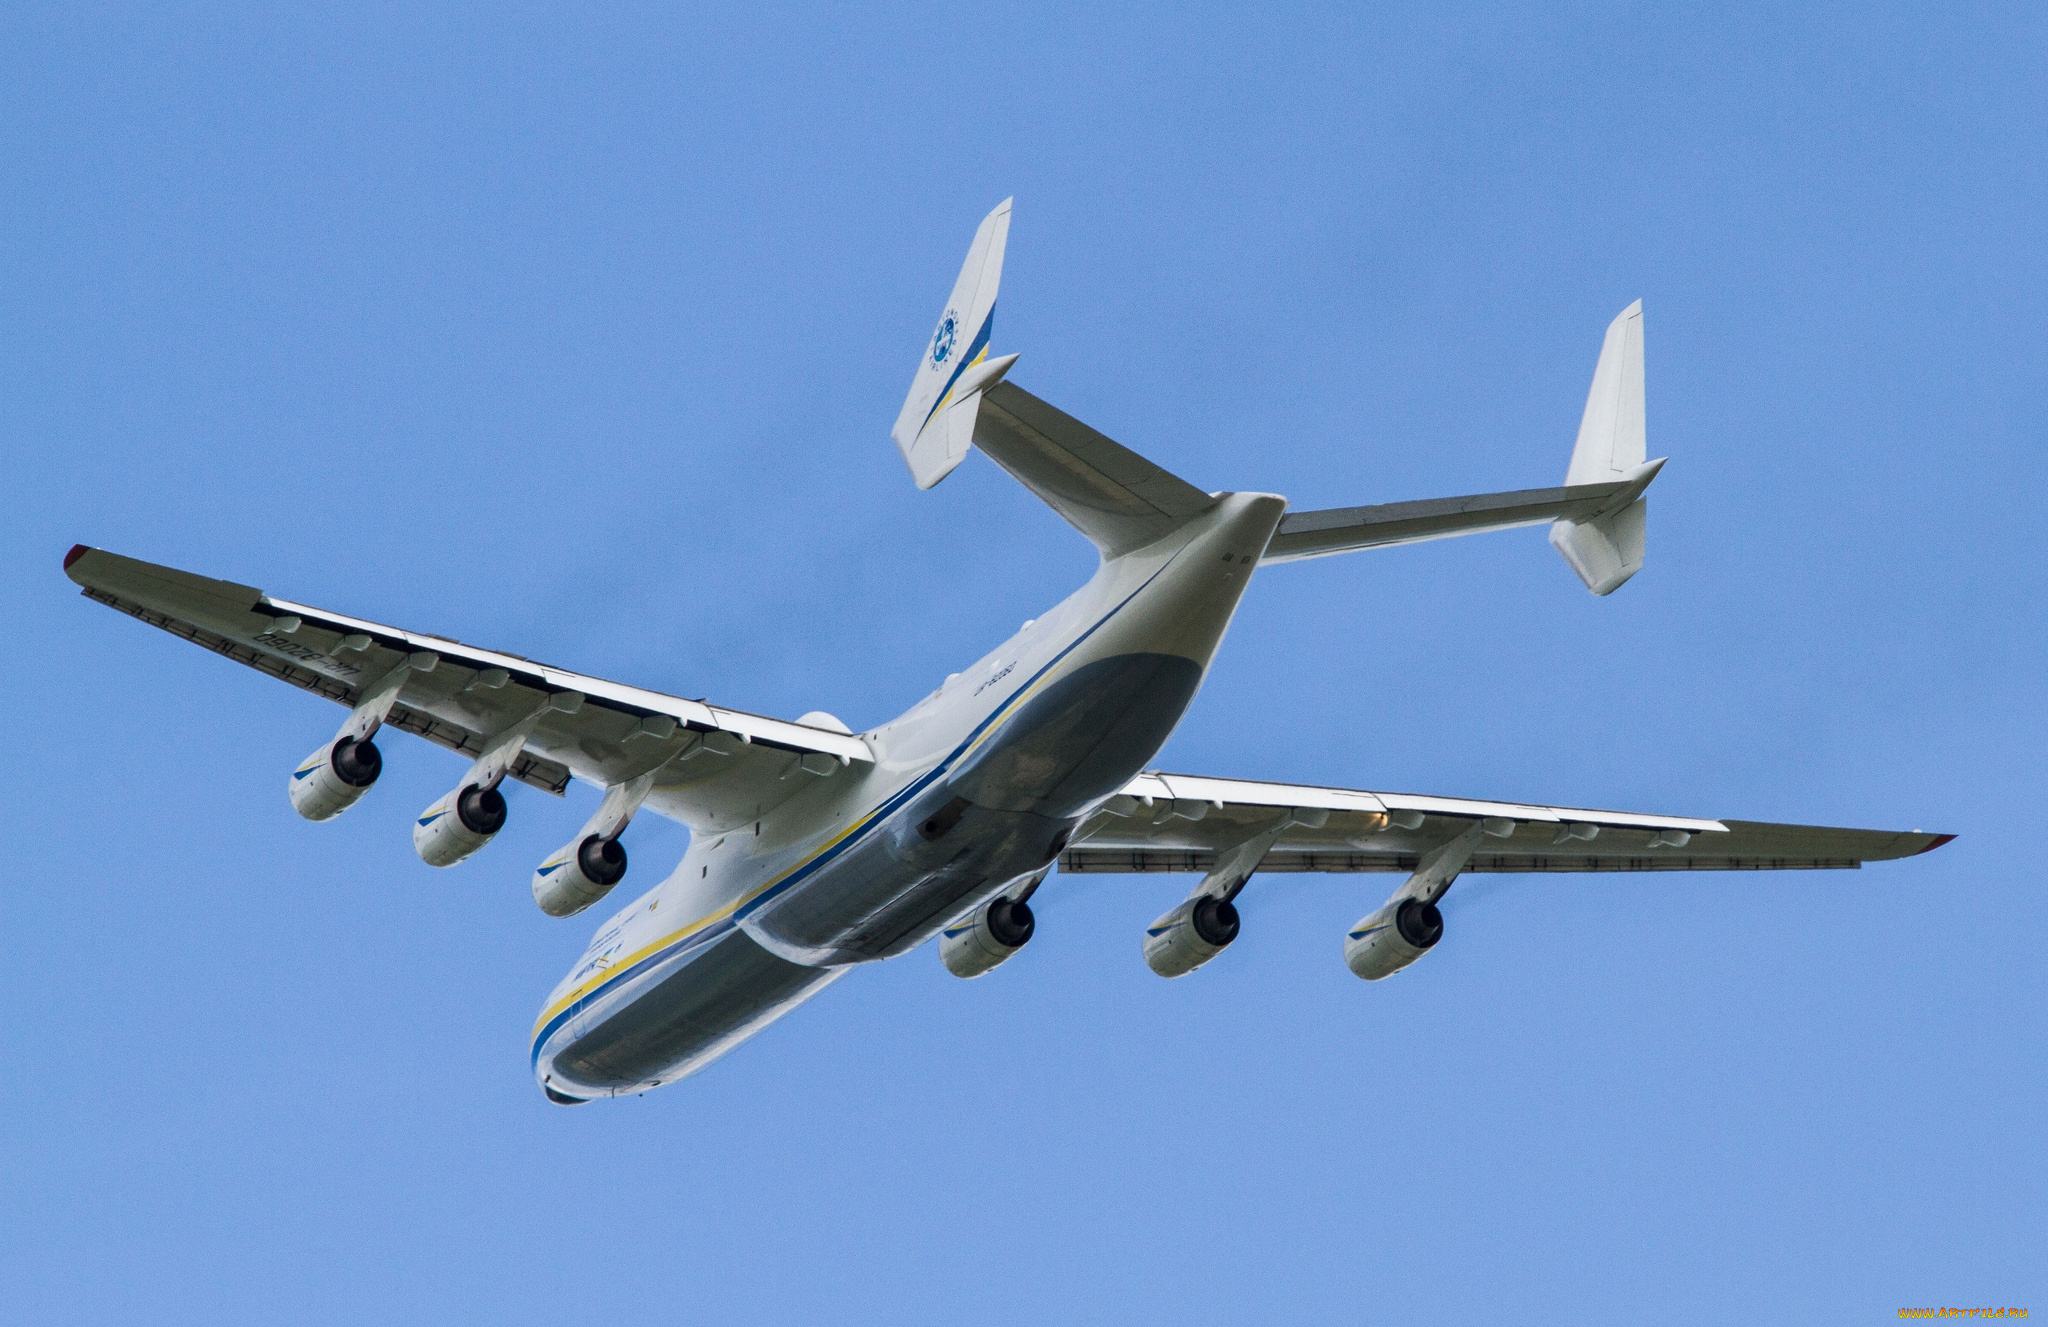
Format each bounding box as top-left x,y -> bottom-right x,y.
886,204 -> 1660,598
1550,300 -> 1652,595
890,198 -> 1018,489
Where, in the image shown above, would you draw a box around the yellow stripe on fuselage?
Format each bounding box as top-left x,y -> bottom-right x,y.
531,800 -> 890,1037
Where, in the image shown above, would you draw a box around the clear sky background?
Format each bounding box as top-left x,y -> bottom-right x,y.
4,4 -> 2041,1322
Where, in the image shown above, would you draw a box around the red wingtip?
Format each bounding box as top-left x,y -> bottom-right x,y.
1916,833 -> 1957,854
63,543 -> 90,570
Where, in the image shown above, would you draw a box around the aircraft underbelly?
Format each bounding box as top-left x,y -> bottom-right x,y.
744,651 -> 1205,964
543,927 -> 844,1095
743,810 -> 1054,964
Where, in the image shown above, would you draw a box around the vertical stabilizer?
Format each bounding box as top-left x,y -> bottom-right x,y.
1565,301 -> 1645,486
1550,497 -> 1647,596
891,199 -> 1015,489
1553,301 -> 1650,595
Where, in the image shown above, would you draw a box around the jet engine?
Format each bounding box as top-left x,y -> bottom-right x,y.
288,736 -> 383,821
413,783 -> 509,867
940,896 -> 1036,978
1344,897 -> 1443,980
1142,895 -> 1240,978
532,834 -> 629,918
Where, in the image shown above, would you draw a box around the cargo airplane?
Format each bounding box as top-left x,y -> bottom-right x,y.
65,200 -> 1951,1103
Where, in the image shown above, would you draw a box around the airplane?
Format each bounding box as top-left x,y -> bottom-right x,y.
64,198 -> 1952,1104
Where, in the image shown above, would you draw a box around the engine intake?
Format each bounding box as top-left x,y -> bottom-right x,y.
288,736 -> 383,821
1344,897 -> 1443,980
413,783 -> 509,867
1142,894 -> 1240,978
940,897 -> 1036,978
532,834 -> 629,918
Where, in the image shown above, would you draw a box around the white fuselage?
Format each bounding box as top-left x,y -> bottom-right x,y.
532,492 -> 1285,1101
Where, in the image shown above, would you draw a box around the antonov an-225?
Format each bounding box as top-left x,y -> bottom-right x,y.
65,200 -> 1951,1104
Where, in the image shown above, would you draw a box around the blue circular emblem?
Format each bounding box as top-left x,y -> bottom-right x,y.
930,311 -> 958,367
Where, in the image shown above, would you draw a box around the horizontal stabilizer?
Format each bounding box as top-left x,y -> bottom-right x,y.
973,382 -> 1216,557
1262,465 -> 1660,564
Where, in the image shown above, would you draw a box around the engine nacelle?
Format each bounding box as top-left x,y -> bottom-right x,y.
413,783 -> 508,867
1142,895 -> 1240,978
288,736 -> 382,821
1344,897 -> 1443,980
532,834 -> 629,918
940,897 -> 1036,978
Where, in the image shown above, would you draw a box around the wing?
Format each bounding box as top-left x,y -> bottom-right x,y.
1060,770 -> 1952,875
64,545 -> 872,833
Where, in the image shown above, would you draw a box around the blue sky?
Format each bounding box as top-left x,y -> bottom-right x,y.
5,4 -> 2042,1321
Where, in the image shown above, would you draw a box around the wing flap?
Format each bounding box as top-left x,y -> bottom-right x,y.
1124,770 -> 1391,815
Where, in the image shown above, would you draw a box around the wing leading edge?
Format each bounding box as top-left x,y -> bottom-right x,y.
1061,770 -> 1952,875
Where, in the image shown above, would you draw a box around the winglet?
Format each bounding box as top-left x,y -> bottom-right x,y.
890,198 -> 1013,489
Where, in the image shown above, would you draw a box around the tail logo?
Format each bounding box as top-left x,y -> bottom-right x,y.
930,310 -> 958,366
